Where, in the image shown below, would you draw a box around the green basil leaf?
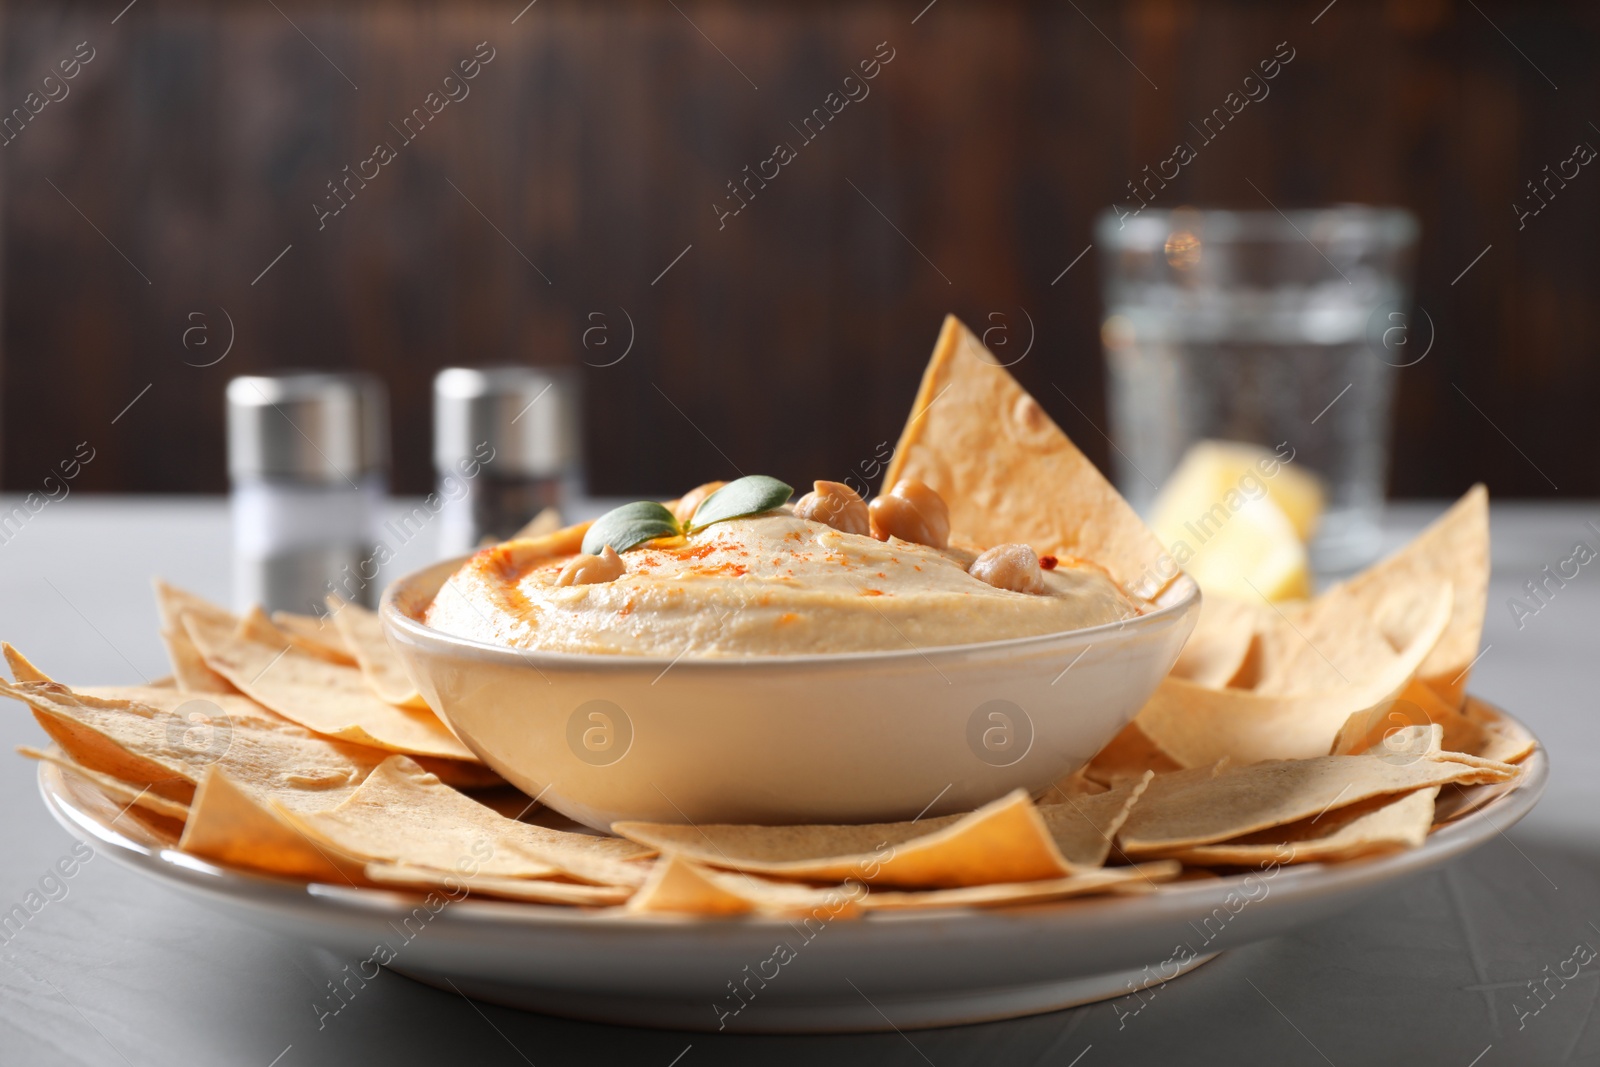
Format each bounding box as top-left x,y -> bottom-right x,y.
687,475 -> 794,532
581,501 -> 681,555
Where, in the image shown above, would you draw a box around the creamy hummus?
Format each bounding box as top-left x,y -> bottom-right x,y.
424,511 -> 1144,657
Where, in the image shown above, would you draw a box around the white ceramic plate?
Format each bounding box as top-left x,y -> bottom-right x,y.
39,733 -> 1546,1035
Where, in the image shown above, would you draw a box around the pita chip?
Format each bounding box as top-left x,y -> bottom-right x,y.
364,863 -> 631,907
1171,596 -> 1259,687
1083,720 -> 1182,786
883,316 -> 1174,601
616,789 -> 1074,889
36,757 -> 185,850
327,596 -> 429,710
18,745 -> 191,822
1118,753 -> 1513,858
152,580 -> 240,694
1136,581 -> 1453,765
180,766 -> 360,881
4,642 -> 53,684
1230,599 -> 1401,696
860,862 -> 1180,911
1326,485 -> 1489,706
1170,788 -> 1439,867
282,756 -> 651,886
1,679 -> 407,809
269,610 -> 357,666
152,578 -> 234,632
1172,725 -> 1448,866
1329,682 -> 1486,758
235,604 -> 367,683
160,629 -> 238,694
625,855 -> 756,917
1462,696 -> 1537,764
626,855 -> 863,918
181,609 -> 474,761
1036,771 -> 1154,866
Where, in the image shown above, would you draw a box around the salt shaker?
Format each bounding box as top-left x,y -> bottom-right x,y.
434,366 -> 580,557
226,373 -> 388,613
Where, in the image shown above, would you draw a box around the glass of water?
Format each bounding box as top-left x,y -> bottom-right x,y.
1095,205 -> 1419,572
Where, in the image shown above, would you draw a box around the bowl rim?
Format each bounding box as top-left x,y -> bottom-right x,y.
379,553 -> 1202,671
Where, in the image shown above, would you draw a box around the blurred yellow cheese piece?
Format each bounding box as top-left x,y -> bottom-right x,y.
1149,440 -> 1324,603
1154,440 -> 1324,540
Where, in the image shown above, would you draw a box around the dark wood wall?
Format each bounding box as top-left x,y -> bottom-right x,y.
2,0 -> 1596,498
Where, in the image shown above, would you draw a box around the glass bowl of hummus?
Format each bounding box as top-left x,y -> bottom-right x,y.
382,476 -> 1200,831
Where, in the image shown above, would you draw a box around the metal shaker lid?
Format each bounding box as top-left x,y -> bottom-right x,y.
433,366 -> 578,478
226,373 -> 388,483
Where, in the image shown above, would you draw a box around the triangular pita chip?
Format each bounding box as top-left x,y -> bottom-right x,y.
152,578 -> 234,631
625,855 -> 759,916
36,757 -> 185,850
3,679 -> 199,803
152,580 -> 240,694
233,607 -> 350,668
500,521 -> 591,569
1117,752 -> 1514,857
4,677 -> 382,811
1329,682 -> 1485,758
1170,788 -> 1438,866
4,642 -> 53,683
327,596 -> 429,710
860,861 -> 1180,911
1083,720 -> 1182,786
364,863 -> 630,907
18,745 -> 191,822
1326,485 -> 1488,705
180,766 -> 360,881
80,682 -> 491,791
1461,696 -> 1537,764
626,855 -> 863,917
270,611 -> 356,666
1432,775 -> 1524,825
281,756 -> 650,886
615,789 -> 1074,889
159,629 -> 238,694
1230,596 -> 1401,695
1036,771 -> 1153,866
1170,597 -> 1259,687
1136,581 -> 1453,765
1175,724 -> 1447,865
883,316 -> 1173,600
181,610 -> 474,761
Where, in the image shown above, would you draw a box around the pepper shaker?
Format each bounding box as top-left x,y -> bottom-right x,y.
226,373 -> 388,613
434,366 -> 580,557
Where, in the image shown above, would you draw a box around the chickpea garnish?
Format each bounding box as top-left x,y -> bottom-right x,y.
794,480 -> 870,536
555,544 -> 626,587
969,543 -> 1046,594
671,481 -> 727,526
868,478 -> 951,549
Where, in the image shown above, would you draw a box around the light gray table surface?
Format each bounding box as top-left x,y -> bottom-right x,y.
0,496 -> 1596,1067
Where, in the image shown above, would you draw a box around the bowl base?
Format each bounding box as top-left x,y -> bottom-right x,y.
388,950 -> 1220,1033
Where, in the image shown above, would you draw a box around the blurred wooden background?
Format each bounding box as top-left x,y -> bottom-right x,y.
2,0 -> 1595,498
